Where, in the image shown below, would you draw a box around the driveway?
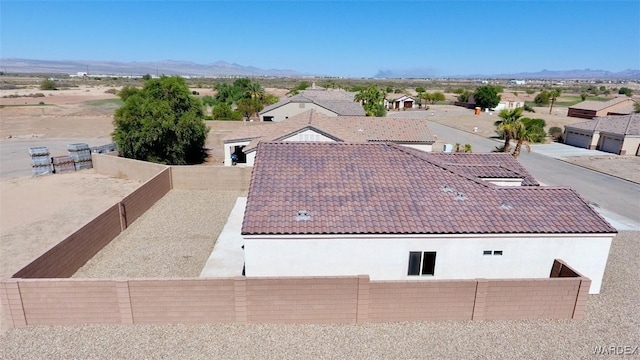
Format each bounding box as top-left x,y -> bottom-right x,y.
529,143 -> 610,159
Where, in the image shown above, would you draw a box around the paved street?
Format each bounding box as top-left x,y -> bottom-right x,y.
421,117 -> 640,228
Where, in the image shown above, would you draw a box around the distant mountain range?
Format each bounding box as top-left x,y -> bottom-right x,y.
374,68 -> 640,80
0,58 -> 305,77
1,58 -> 639,80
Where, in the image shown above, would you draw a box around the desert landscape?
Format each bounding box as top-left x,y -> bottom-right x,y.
1,80 -> 639,358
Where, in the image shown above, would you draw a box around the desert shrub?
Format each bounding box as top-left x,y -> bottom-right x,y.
534,90 -> 550,105
31,93 -> 45,98
525,89 -> 535,95
118,85 -> 139,101
619,87 -> 633,97
192,90 -> 199,95
201,95 -> 216,107
38,101 -> 45,105
548,126 -> 563,141
521,118 -> 547,143
40,79 -> 57,90
104,88 -> 118,94
211,103 -> 242,120
523,104 -> 535,112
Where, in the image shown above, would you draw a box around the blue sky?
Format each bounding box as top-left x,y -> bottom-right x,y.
1,1 -> 639,77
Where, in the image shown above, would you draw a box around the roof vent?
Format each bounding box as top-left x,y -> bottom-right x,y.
454,192 -> 467,201
358,128 -> 364,132
296,210 -> 311,221
442,185 -> 453,193
499,202 -> 513,210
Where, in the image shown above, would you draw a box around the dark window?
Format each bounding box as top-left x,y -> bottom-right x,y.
483,250 -> 492,255
407,252 -> 421,276
422,252 -> 436,275
493,250 -> 503,256
407,251 -> 436,276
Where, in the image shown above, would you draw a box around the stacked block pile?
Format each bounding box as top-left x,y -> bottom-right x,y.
90,143 -> 117,154
52,155 -> 76,174
68,143 -> 93,170
29,147 -> 52,176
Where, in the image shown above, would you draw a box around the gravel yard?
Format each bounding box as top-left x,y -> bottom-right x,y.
2,231 -> 638,359
73,189 -> 245,278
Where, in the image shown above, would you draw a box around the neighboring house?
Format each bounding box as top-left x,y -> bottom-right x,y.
564,114 -> 640,156
508,80 -> 526,85
241,142 -> 616,294
222,109 -> 435,166
258,89 -> 365,122
567,97 -> 636,119
492,95 -> 526,111
384,94 -> 415,110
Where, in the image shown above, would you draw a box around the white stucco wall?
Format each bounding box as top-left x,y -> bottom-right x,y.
281,129 -> 336,142
223,140 -> 252,166
399,143 -> 433,153
260,103 -> 338,122
243,234 -> 613,294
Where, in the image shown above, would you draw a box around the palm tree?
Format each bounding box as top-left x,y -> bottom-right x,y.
549,89 -> 561,114
245,81 -> 265,102
494,108 -> 523,153
511,122 -> 535,158
354,85 -> 386,116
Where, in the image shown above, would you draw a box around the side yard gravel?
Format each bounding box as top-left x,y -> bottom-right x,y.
2,231 -> 638,359
73,189 -> 245,278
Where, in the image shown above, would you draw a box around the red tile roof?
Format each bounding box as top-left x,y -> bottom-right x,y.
242,142 -> 616,235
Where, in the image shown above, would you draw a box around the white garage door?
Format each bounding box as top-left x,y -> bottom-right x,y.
565,131 -> 592,149
600,135 -> 622,154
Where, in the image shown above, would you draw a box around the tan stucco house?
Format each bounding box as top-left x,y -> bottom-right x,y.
223,109 -> 435,166
564,114 -> 640,156
567,97 -> 636,119
384,94 -> 415,110
258,89 -> 365,122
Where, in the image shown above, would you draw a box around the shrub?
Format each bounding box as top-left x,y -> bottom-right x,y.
31,93 -> 45,98
40,79 -> 57,90
523,104 -> 535,112
104,88 -> 118,94
548,126 -> 563,141
618,87 -> 633,97
192,90 -> 199,95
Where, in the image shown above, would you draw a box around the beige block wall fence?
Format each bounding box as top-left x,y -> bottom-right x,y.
1,154 -> 591,328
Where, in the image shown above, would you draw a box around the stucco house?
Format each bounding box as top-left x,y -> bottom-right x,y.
564,114 -> 640,156
241,142 -> 616,294
492,95 -> 526,111
258,89 -> 365,122
384,94 -> 415,110
222,109 -> 435,166
567,97 -> 636,119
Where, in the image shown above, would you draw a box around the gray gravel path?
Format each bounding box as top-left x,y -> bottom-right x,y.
73,190 -> 245,278
2,230 -> 638,359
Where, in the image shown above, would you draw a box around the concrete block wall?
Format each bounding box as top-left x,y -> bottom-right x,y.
480,278 -> 582,320
170,166 -> 252,190
17,279 -> 121,326
120,168 -> 172,226
92,153 -> 169,182
245,277 -> 359,324
369,280 -> 477,322
1,273 -> 591,328
128,279 -> 236,324
12,204 -> 122,279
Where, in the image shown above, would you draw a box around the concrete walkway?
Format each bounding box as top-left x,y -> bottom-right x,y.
200,197 -> 247,277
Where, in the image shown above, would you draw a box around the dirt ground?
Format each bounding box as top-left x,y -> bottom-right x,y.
0,84 -> 638,336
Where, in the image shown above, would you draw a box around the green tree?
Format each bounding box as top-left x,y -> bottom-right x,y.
634,101 -> 640,113
212,103 -> 242,120
262,94 -> 279,106
236,98 -> 263,120
511,121 -> 536,158
201,95 -> 216,107
142,74 -> 152,81
112,76 -> 209,165
534,90 -> 550,105
416,86 -> 425,108
473,85 -> 501,110
425,92 -> 445,104
619,87 -> 633,97
244,81 -> 265,101
354,85 -> 387,117
525,88 -> 535,95
287,81 -> 310,96
118,85 -> 139,101
548,89 -> 561,114
521,118 -> 547,143
457,90 -> 471,103
494,107 -> 524,153
40,79 -> 57,90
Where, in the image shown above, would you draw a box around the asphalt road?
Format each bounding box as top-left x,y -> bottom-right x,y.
421,117 -> 640,227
